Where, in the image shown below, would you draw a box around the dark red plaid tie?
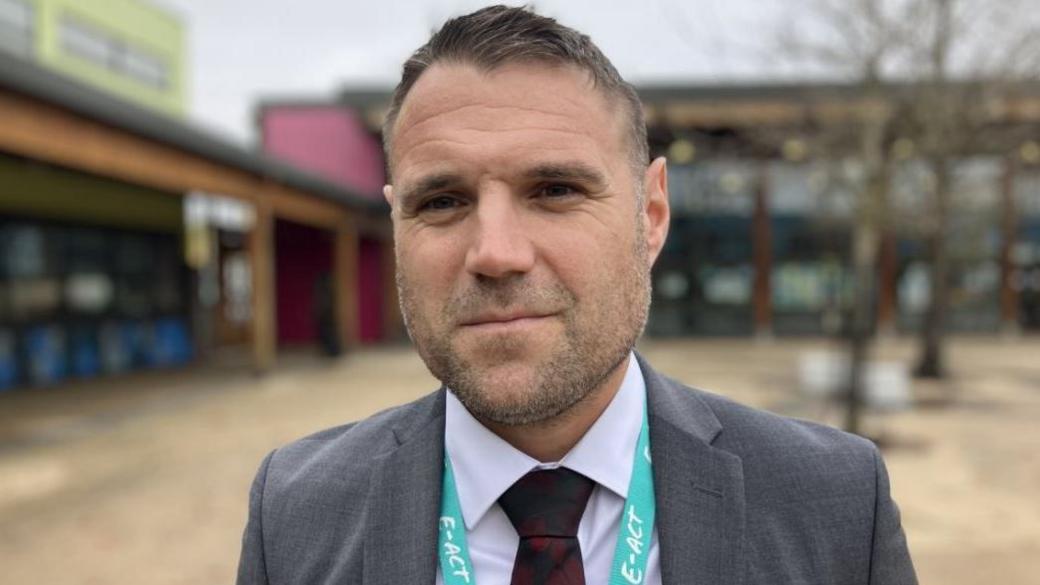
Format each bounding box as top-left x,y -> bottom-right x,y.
498,468 -> 595,585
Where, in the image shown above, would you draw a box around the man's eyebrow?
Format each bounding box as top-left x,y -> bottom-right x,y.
397,172 -> 464,209
521,162 -> 607,186
395,164 -> 607,208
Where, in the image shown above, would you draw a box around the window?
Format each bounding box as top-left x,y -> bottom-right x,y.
0,0 -> 33,57
59,17 -> 110,65
122,48 -> 167,89
1,224 -> 62,322
58,14 -> 171,90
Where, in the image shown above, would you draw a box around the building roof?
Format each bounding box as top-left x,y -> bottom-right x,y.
334,78 -> 1040,103
0,51 -> 387,213
330,78 -> 1040,133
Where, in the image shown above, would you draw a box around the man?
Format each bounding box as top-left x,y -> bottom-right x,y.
236,6 -> 916,584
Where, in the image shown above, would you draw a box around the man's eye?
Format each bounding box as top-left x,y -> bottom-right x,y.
539,184 -> 579,198
420,196 -> 462,211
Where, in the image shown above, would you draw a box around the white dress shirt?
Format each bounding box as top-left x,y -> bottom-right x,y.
436,353 -> 662,585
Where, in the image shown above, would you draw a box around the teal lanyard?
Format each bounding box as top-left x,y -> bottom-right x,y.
438,405 -> 656,585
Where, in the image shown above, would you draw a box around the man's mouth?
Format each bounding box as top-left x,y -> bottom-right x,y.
459,310 -> 556,328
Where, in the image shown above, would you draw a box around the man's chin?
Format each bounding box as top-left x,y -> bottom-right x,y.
450,360 -> 551,412
463,358 -> 542,391
452,329 -> 554,365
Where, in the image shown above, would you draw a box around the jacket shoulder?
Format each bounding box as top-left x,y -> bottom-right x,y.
695,386 -> 877,460
685,384 -> 882,524
264,389 -> 444,493
243,390 -> 445,583
684,384 -> 910,582
648,364 -> 881,500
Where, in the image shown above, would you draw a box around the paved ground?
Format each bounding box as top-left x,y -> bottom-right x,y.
1,337 -> 1038,584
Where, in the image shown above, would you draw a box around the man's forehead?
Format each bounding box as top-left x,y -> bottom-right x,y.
399,61 -> 604,118
389,61 -> 625,168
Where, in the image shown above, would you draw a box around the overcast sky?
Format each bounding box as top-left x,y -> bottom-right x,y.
156,0 -> 798,146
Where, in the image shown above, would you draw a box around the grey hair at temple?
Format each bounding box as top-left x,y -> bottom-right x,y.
381,4 -> 650,182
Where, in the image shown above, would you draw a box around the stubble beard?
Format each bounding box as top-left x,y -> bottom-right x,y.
397,224 -> 652,428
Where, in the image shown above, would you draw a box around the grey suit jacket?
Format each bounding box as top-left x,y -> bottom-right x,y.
236,354 -> 916,584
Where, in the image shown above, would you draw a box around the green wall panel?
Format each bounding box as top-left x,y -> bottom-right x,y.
0,154 -> 183,233
24,0 -> 186,116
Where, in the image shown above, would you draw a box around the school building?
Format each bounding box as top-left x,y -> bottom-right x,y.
0,0 -> 396,390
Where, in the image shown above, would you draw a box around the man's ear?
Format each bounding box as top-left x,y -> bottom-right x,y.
641,156 -> 670,265
383,185 -> 395,216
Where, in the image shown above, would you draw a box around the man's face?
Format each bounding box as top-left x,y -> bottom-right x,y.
386,62 -> 669,426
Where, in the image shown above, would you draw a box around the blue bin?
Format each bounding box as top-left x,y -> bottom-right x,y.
153,318 -> 192,366
118,320 -> 162,368
100,321 -> 132,374
68,325 -> 101,378
24,325 -> 67,386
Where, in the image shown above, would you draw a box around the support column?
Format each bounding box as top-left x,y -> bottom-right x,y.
248,199 -> 276,373
752,162 -> 773,338
334,218 -> 361,350
876,230 -> 898,336
1000,157 -> 1020,336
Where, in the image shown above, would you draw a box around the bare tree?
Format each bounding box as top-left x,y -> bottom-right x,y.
901,0 -> 1040,378
774,0 -> 1040,433
776,0 -> 918,434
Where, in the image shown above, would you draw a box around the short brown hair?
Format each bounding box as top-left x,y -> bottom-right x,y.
382,5 -> 648,180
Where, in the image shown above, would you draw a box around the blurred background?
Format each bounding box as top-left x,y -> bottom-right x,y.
0,0 -> 1038,583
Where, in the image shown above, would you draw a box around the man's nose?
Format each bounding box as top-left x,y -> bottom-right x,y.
464,195 -> 536,279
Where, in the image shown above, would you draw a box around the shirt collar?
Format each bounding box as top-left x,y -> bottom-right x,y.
445,353 -> 646,530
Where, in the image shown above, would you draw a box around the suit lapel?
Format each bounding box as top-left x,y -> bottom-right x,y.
363,390 -> 446,585
639,354 -> 746,585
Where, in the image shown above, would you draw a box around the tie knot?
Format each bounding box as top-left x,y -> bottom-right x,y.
499,468 -> 595,538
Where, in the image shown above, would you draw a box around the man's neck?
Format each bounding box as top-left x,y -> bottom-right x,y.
478,355 -> 630,463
